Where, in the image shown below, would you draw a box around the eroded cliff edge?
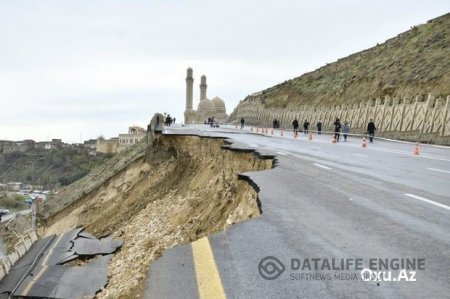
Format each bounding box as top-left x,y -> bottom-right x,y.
39,135 -> 273,297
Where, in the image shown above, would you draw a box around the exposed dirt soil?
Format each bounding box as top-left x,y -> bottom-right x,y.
40,135 -> 272,298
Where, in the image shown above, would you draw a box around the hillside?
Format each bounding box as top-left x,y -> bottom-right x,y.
254,13 -> 449,108
39,141 -> 146,219
0,147 -> 111,189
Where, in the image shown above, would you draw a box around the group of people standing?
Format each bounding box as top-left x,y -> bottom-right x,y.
164,114 -> 175,126
291,118 -> 377,142
292,119 -> 314,136
239,116 -> 377,142
331,118 -> 350,142
292,119 -> 323,136
292,119 -> 320,137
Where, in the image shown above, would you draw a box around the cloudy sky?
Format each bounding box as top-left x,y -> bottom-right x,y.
1,1 -> 449,143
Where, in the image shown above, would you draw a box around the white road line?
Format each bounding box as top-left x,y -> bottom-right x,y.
404,194 -> 450,211
427,168 -> 450,174
276,151 -> 287,156
419,154 -> 450,162
313,163 -> 331,170
353,153 -> 368,157
345,143 -> 450,162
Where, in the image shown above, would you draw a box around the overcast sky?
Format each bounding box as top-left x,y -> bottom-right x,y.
1,1 -> 449,143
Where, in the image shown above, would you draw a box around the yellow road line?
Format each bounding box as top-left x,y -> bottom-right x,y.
191,237 -> 227,299
41,233 -> 64,266
22,234 -> 64,296
22,265 -> 47,295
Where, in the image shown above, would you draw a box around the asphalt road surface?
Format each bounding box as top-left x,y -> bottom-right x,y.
145,125 -> 450,299
0,209 -> 32,224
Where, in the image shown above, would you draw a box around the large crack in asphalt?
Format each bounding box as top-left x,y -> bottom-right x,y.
39,134 -> 274,298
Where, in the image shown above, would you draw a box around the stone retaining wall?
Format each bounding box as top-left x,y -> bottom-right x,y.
235,93 -> 450,144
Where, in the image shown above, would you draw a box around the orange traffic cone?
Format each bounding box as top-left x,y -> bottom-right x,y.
414,143 -> 420,155
308,132 -> 313,140
362,137 -> 367,148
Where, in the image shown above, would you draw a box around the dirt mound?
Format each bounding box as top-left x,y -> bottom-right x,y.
40,135 -> 272,298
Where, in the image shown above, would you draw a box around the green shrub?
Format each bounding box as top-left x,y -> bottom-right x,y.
0,195 -> 27,209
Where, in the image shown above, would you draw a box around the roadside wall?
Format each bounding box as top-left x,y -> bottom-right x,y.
235,93 -> 450,144
0,230 -> 38,281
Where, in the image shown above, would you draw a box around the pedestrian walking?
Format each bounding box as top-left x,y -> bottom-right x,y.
367,119 -> 376,142
342,121 -> 350,142
240,118 -> 245,129
316,120 -> 322,135
303,120 -> 310,134
292,118 -> 299,137
334,118 -> 341,142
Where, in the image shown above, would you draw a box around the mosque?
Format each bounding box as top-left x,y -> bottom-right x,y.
184,67 -> 228,124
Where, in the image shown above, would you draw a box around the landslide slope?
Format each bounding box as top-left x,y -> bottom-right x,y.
252,13 -> 449,108
39,142 -> 146,221
40,135 -> 273,298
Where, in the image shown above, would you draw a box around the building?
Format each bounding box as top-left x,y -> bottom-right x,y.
0,140 -> 35,153
83,139 -> 97,150
7,182 -> 22,192
118,126 -> 146,151
35,139 -> 65,150
96,138 -> 119,154
184,68 -> 228,124
96,126 -> 147,154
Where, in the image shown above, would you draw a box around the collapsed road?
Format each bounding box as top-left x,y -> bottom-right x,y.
145,124 -> 450,298
32,133 -> 273,298
0,228 -> 122,298
1,124 -> 449,298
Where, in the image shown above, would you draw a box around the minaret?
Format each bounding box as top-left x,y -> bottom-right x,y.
185,67 -> 194,111
200,75 -> 207,101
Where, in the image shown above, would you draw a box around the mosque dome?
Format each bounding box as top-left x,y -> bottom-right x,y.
211,96 -> 226,113
197,99 -> 215,113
